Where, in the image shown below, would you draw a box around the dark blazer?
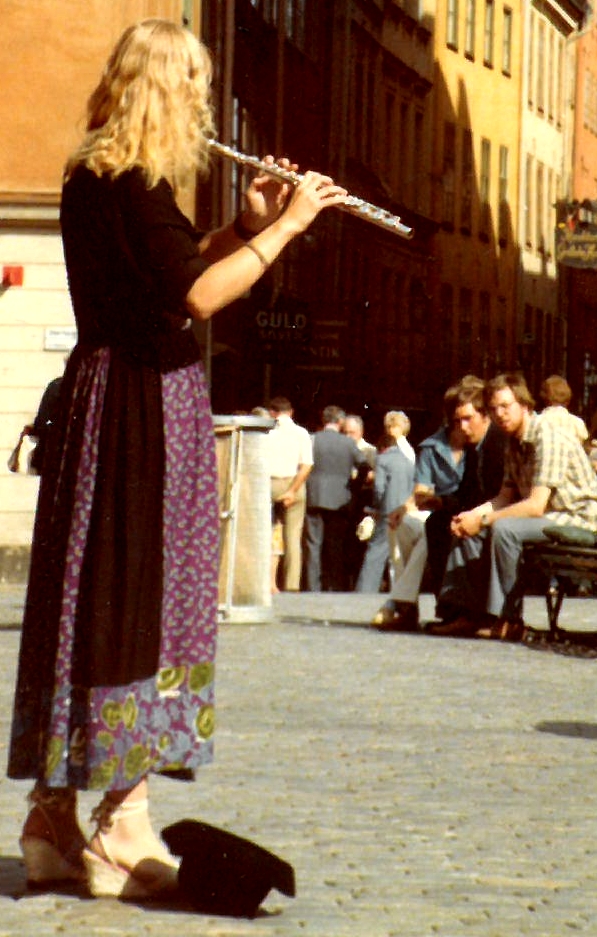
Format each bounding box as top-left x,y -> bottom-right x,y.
307,429 -> 368,510
372,446 -> 415,516
457,421 -> 507,510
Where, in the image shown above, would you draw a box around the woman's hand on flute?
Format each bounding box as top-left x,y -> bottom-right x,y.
242,157 -> 347,235
189,167 -> 346,319
242,155 -> 297,232
282,170 -> 348,234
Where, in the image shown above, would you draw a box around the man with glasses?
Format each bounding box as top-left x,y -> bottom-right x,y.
431,372 -> 597,640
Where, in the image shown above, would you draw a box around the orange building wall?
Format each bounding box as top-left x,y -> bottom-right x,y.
0,0 -> 188,198
573,17 -> 597,201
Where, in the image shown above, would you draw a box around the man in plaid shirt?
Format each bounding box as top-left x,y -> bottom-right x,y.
432,372 -> 597,640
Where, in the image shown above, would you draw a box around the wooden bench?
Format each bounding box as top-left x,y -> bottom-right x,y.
523,541 -> 597,641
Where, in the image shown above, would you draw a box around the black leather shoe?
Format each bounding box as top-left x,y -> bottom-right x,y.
372,602 -> 419,632
426,615 -> 480,637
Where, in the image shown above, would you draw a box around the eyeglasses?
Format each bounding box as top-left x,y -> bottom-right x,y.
491,400 -> 516,415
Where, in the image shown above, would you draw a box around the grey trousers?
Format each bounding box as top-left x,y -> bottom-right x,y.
355,517 -> 389,593
439,517 -> 550,621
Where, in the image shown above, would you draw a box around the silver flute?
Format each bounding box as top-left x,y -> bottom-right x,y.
207,139 -> 414,240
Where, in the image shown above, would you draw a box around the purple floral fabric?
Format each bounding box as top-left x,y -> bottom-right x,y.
44,351 -> 219,790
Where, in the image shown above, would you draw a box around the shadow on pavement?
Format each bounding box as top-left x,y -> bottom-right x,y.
535,720 -> 597,741
0,855 -> 284,920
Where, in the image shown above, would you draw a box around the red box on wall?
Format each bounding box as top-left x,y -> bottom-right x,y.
2,266 -> 24,287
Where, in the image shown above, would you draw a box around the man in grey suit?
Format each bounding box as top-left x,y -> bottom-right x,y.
304,405 -> 370,591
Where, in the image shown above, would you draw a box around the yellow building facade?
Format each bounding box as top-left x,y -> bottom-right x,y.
518,0 -> 584,395
431,0 -> 523,380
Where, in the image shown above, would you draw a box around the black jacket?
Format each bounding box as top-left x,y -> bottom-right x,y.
457,420 -> 507,510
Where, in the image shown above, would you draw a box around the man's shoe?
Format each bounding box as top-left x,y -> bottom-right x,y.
426,615 -> 479,637
371,602 -> 397,627
475,619 -> 526,642
371,602 -> 419,632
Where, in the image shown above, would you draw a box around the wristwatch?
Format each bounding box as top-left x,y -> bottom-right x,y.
480,513 -> 491,528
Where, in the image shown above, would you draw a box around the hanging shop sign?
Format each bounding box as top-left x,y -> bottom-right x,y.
556,201 -> 597,269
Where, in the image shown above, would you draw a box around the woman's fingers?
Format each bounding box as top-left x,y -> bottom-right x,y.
296,171 -> 347,203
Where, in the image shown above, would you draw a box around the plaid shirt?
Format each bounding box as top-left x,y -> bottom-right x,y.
503,413 -> 597,531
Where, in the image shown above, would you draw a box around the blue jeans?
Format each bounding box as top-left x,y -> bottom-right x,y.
439,517 -> 550,620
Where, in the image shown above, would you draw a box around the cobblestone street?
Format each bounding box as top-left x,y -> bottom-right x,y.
0,586 -> 595,935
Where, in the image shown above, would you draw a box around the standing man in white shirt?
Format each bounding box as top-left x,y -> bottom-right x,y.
267,396 -> 314,591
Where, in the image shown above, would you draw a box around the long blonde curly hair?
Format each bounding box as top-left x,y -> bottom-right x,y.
66,19 -> 215,188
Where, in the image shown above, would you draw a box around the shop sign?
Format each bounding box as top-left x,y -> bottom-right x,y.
556,201 -> 597,269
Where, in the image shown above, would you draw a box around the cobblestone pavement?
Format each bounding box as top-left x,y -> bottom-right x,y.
0,585 -> 595,935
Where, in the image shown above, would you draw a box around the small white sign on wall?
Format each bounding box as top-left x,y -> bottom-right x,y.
44,327 -> 77,351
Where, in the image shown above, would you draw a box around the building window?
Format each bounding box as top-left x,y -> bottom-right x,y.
553,315 -> 564,372
465,0 -> 475,58
252,0 -> 277,23
352,57 -> 364,161
535,308 -> 545,377
400,101 -> 410,203
528,11 -> 534,108
537,20 -> 545,114
547,29 -> 554,120
414,110 -> 424,211
459,288 -> 473,372
547,167 -> 554,257
496,297 -> 507,368
498,144 -> 509,245
545,311 -> 554,373
232,101 -> 266,210
446,0 -> 459,49
442,121 -> 456,227
285,0 -> 306,49
536,160 -> 544,252
384,90 -> 396,179
408,280 -> 428,387
461,128 -> 473,232
584,69 -> 592,131
556,36 -> 564,127
365,62 -> 375,165
483,0 -> 494,67
525,154 -> 533,248
584,71 -> 597,135
480,137 -> 491,236
502,7 -> 512,76
440,283 -> 454,380
479,290 -> 491,375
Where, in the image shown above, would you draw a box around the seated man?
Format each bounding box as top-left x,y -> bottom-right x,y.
372,375 -> 506,630
426,374 -> 506,599
433,372 -> 597,639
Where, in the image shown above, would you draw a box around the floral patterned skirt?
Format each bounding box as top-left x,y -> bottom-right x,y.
8,346 -> 219,790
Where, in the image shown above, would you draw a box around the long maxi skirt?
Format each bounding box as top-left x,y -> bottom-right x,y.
7,345 -> 219,791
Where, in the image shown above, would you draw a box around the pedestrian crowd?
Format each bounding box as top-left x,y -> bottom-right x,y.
263,372 -> 597,641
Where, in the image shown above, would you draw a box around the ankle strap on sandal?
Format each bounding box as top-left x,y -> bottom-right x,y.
28,785 -> 77,812
90,796 -> 149,832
